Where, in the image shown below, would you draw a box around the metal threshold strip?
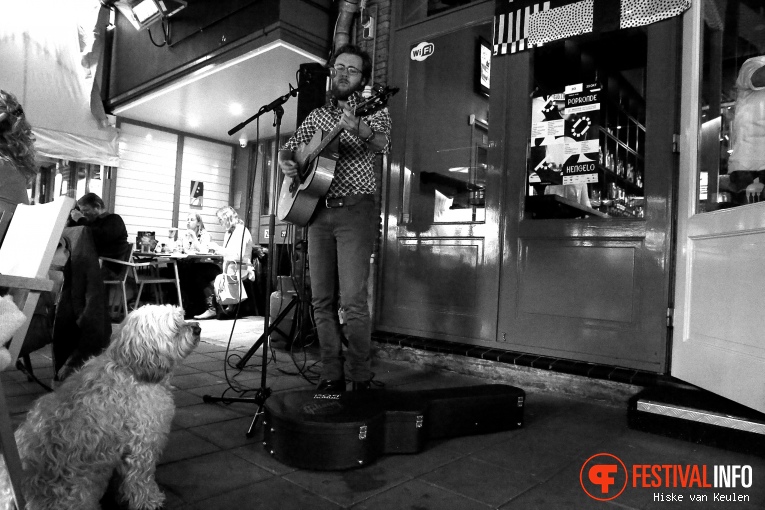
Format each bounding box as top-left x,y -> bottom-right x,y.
637,400 -> 765,436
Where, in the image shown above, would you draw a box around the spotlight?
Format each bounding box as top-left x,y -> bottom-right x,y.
112,0 -> 187,31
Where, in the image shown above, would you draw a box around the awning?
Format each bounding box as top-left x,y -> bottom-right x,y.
0,0 -> 119,166
33,127 -> 119,167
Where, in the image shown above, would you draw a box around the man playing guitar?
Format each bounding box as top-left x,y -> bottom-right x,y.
278,45 -> 391,395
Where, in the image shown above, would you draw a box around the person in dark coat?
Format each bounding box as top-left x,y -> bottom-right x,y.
69,193 -> 128,280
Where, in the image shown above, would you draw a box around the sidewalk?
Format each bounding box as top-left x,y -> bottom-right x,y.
3,316 -> 764,509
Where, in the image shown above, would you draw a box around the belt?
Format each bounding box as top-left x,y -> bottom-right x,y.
323,194 -> 373,208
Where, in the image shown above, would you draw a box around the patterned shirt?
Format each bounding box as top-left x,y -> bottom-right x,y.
282,92 -> 392,198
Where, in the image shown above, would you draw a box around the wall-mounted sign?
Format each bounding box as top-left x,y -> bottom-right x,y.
411,41 -> 434,61
190,180 -> 204,208
476,37 -> 491,96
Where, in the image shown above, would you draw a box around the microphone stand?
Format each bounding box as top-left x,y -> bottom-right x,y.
203,81 -> 308,437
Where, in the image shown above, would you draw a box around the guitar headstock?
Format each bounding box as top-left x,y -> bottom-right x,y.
354,85 -> 400,117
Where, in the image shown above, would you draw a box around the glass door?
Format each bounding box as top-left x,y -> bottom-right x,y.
495,20 -> 680,371
377,2 -> 502,342
672,0 -> 765,412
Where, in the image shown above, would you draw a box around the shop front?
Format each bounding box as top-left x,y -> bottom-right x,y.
376,1 -> 686,373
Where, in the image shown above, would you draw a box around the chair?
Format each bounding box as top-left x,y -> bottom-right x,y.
0,196 -> 75,510
101,250 -> 183,311
99,242 -> 136,319
133,255 -> 183,308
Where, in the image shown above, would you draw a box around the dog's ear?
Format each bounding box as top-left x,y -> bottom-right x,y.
109,305 -> 183,383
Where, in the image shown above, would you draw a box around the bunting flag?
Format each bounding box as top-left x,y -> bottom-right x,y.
493,0 -> 691,55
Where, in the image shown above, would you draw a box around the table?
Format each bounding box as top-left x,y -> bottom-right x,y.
132,252 -> 225,315
132,251 -> 224,265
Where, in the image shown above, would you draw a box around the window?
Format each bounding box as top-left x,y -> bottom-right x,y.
34,158 -> 108,204
400,0 -> 484,25
697,0 -> 765,212
260,136 -> 289,216
525,30 -> 647,220
401,24 -> 491,225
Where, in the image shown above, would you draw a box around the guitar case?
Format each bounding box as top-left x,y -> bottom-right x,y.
262,384 -> 525,470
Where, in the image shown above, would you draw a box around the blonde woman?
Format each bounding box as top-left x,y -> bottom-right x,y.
178,212 -> 221,318
182,212 -> 212,253
193,206 -> 254,319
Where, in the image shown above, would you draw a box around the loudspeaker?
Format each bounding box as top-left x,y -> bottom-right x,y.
297,63 -> 329,127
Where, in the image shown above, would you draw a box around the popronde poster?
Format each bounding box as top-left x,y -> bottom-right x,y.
528,83 -> 601,186
562,82 -> 600,184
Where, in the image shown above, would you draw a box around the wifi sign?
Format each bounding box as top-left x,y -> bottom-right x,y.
410,41 -> 434,61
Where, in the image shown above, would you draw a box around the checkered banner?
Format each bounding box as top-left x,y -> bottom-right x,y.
493,0 -> 691,55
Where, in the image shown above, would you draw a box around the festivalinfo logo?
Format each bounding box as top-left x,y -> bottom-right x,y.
580,453 -> 754,503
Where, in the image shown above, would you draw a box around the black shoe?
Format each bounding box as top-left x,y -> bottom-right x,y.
315,379 -> 346,398
351,380 -> 372,391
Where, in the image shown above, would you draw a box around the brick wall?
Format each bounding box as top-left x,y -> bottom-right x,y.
357,0 -> 391,86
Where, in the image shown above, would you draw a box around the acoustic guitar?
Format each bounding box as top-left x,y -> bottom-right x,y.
276,85 -> 399,226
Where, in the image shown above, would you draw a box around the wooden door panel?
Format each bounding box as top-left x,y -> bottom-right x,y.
688,232 -> 765,357
504,239 -> 664,372
380,236 -> 486,339
518,241 -> 638,323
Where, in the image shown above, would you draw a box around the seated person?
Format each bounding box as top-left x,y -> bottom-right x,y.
182,212 -> 212,253
194,206 -> 254,320
177,213 -> 221,317
69,193 -> 128,280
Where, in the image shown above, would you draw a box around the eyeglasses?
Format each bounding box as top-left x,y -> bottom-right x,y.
333,64 -> 361,77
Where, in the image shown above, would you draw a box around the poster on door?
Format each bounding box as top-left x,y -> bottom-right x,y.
528,83 -> 601,186
528,92 -> 566,186
561,82 -> 600,184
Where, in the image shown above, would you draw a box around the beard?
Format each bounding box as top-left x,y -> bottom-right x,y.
331,79 -> 363,101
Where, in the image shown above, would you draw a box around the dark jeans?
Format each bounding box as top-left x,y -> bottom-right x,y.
308,195 -> 377,382
178,262 -> 222,316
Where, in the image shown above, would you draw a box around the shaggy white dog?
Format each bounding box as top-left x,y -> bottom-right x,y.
1,304 -> 200,510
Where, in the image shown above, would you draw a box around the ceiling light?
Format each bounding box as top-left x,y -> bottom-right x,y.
112,0 -> 187,31
229,103 -> 244,116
